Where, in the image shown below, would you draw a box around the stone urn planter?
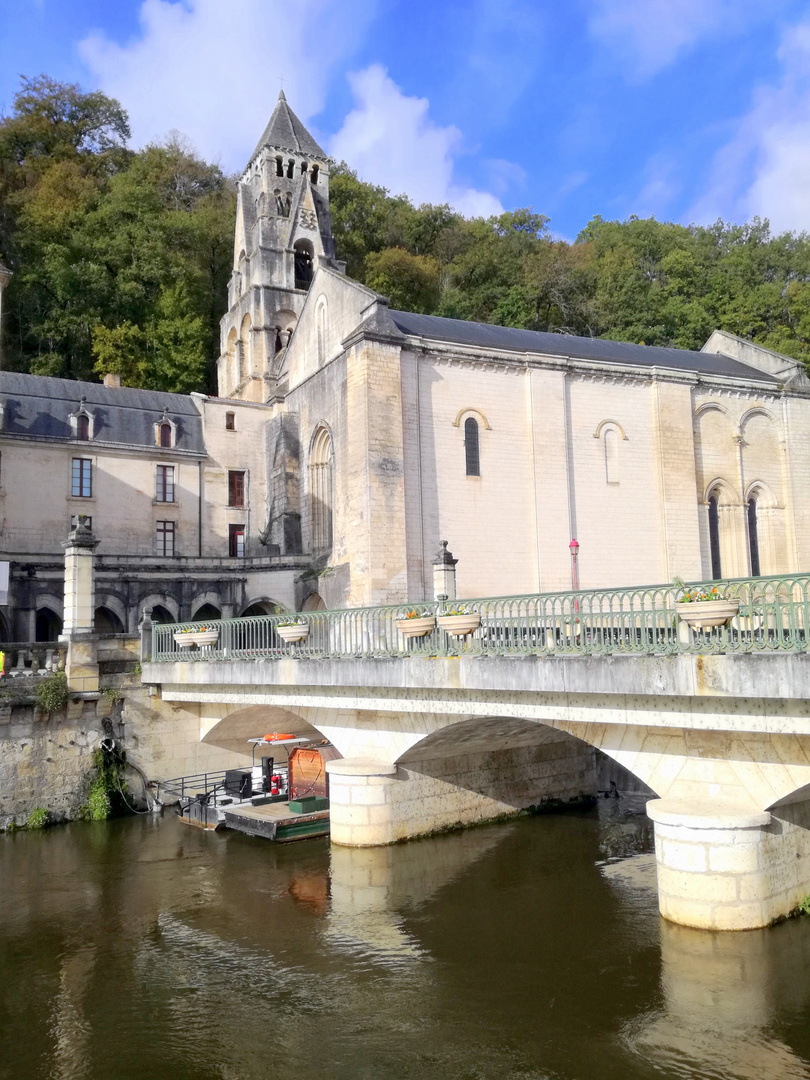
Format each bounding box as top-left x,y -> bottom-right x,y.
396,616 -> 436,639
437,612 -> 481,637
191,630 -> 219,647
675,599 -> 740,630
174,632 -> 196,647
277,623 -> 310,644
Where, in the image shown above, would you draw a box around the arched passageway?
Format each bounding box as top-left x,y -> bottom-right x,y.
150,605 -> 176,625
192,603 -> 221,622
35,608 -> 62,642
94,606 -> 125,634
240,600 -> 282,618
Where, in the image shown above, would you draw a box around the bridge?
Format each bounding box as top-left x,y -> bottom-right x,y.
142,573 -> 810,932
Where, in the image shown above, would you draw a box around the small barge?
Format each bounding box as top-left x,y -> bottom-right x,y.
162,736 -> 339,842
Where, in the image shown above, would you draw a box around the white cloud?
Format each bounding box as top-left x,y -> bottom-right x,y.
79,0 -> 377,172
690,23 -> 810,233
329,65 -> 504,217
632,153 -> 680,218
588,0 -> 769,78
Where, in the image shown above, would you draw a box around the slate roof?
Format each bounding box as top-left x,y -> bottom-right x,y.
248,90 -> 326,165
0,371 -> 205,452
387,310 -> 778,382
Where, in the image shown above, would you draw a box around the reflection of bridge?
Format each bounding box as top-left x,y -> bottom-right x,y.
142,573 -> 810,931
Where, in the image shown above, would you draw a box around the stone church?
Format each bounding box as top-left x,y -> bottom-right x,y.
2,91 -> 809,640
217,90 -> 810,607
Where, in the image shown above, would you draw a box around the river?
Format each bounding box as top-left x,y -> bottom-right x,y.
2,799 -> 810,1080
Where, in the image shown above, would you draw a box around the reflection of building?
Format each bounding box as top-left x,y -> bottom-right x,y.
5,91 -> 810,638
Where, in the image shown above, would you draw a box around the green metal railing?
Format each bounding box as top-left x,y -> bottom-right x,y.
148,573 -> 810,663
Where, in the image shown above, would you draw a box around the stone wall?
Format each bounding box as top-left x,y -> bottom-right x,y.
0,685 -> 107,828
0,661 -> 249,829
328,734 -> 598,846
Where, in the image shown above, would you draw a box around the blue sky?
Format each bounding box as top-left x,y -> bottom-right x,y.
1,0 -> 809,237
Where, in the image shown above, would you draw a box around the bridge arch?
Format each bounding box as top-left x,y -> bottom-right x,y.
200,703 -> 328,756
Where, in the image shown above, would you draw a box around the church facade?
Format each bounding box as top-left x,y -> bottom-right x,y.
216,91 -> 810,607
2,92 -> 809,640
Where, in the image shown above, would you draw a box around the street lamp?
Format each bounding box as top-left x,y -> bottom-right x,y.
569,538 -> 580,592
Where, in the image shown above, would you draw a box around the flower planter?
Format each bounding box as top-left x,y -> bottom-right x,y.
396,616 -> 436,639
676,599 -> 740,630
437,613 -> 481,637
191,630 -> 219,647
174,632 -> 196,647
277,624 -> 310,644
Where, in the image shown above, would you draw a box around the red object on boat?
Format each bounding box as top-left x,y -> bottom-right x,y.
263,733 -> 295,741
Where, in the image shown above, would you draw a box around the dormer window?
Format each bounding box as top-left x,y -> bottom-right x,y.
155,410 -> 176,449
69,400 -> 94,441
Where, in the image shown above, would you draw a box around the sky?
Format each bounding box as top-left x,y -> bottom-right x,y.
0,0 -> 809,238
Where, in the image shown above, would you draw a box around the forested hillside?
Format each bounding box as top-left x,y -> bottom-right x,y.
2,78 -> 809,395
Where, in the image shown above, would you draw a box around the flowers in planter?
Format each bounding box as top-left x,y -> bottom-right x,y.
678,586 -> 730,603
277,617 -> 308,628
400,608 -> 432,619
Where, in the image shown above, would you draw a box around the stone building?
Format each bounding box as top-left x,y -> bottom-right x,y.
2,91 -> 810,639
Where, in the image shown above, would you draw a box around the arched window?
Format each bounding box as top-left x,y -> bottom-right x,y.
276,156 -> 284,178
317,297 -> 328,365
604,428 -> 619,484
748,498 -> 761,576
287,159 -> 295,179
310,425 -> 333,552
300,161 -> 308,175
708,495 -> 722,580
311,164 -> 319,185
464,417 -> 480,476
77,414 -> 90,440
159,422 -> 172,448
294,240 -> 314,291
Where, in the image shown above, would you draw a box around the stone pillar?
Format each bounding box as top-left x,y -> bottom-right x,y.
433,540 -> 457,602
61,516 -> 100,692
326,757 -> 398,846
648,797 -> 810,930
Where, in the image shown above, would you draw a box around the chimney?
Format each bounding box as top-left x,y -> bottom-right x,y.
103,373 -> 121,388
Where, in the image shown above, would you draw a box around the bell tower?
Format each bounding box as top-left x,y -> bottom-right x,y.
218,91 -> 339,401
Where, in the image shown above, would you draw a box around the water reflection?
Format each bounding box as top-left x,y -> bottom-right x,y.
326,828 -> 507,963
625,919 -> 810,1080
2,807 -> 810,1080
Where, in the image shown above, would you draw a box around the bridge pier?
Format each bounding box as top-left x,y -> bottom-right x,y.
648,798 -> 810,930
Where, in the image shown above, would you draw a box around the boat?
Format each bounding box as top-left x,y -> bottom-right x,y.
162,736 -> 339,842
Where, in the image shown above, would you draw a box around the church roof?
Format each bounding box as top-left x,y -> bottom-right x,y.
248,90 -> 326,166
0,371 -> 205,452
386,310 -> 779,383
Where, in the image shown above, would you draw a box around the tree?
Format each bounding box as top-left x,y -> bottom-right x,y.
365,248 -> 441,313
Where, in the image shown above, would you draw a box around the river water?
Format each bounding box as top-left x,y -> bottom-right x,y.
2,800 -> 810,1080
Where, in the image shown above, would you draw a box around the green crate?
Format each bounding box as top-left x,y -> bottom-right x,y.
289,796 -> 329,814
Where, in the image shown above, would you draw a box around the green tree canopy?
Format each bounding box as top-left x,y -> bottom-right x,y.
3,76 -> 810,394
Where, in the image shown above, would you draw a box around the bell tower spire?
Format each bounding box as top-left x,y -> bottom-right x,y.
218,91 -> 339,401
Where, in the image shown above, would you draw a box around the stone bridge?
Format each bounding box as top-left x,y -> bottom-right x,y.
142,574 -> 810,931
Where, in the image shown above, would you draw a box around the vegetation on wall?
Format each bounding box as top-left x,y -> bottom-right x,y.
34,671 -> 68,713
2,76 -> 810,393
80,746 -> 127,821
